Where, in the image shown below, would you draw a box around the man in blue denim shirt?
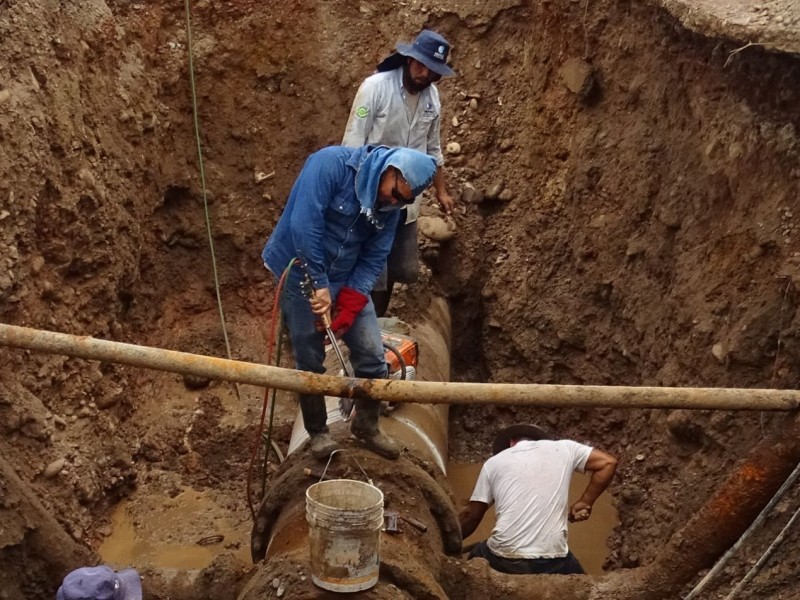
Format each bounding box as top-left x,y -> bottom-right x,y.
262,145 -> 437,459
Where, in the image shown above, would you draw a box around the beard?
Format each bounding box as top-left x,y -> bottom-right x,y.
402,63 -> 431,94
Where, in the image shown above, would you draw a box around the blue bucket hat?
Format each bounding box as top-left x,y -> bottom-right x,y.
57,566 -> 142,600
376,29 -> 455,77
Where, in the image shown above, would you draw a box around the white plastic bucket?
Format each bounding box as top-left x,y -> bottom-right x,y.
305,479 -> 384,592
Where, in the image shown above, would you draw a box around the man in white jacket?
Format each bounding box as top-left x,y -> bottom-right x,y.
342,29 -> 456,317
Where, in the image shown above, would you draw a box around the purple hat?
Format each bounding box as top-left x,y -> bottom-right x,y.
377,30 -> 455,77
57,566 -> 142,600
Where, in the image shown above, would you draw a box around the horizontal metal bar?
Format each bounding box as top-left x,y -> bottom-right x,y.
1,323 -> 798,411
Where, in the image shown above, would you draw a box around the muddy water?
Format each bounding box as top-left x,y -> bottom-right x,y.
448,462 -> 617,575
99,487 -> 251,571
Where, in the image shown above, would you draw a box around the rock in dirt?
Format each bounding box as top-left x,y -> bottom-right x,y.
498,188 -> 515,202
446,141 -> 462,155
711,343 -> 727,363
43,458 -> 67,479
666,409 -> 704,443
560,58 -> 595,98
418,216 -> 457,242
485,181 -> 504,200
0,89 -> 11,105
183,373 -> 211,390
461,186 -> 484,204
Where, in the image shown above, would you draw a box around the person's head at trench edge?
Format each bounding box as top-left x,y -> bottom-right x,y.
377,29 -> 456,94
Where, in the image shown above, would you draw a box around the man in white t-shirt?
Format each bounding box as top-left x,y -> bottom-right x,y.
458,424 -> 617,575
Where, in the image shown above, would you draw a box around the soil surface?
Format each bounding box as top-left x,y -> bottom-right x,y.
2,0 -> 800,599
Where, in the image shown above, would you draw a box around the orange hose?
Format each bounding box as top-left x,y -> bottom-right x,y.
246,260 -> 293,519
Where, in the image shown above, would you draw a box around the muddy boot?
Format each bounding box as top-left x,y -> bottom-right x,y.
352,428 -> 400,460
309,432 -> 340,461
350,399 -> 400,460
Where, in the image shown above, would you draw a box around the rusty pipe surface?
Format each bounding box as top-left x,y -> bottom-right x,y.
1,323 -> 800,410
246,300 -> 457,599
611,412 -> 800,599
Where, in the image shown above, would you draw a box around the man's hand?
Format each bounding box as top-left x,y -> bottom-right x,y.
309,287 -> 332,316
437,190 -> 455,216
329,287 -> 368,337
569,501 -> 592,523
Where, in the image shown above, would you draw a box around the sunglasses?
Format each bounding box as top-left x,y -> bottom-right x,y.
391,170 -> 415,204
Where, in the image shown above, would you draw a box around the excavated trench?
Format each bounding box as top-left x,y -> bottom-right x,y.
2,0 -> 800,598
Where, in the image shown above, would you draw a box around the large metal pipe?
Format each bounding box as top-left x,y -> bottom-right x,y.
286,299 -> 452,472
245,300 -> 460,599
1,323 -> 799,411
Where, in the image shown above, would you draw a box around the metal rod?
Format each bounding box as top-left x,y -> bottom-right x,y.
1,323 -> 799,410
724,500 -> 800,600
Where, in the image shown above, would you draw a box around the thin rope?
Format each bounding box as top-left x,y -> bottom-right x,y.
724,500 -> 800,599
183,0 -> 234,361
184,2 -> 283,494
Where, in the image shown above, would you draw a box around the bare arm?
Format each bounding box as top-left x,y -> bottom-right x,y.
432,166 -> 454,215
569,448 -> 618,522
458,501 -> 489,539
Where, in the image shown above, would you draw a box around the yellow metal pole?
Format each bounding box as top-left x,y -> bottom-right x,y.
1,323 -> 798,411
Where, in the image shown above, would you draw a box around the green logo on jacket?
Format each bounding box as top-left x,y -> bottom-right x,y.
356,106 -> 370,119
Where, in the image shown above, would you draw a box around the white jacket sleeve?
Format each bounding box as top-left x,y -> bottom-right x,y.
342,80 -> 377,147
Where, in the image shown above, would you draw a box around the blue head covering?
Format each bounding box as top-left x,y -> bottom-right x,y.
353,146 -> 437,213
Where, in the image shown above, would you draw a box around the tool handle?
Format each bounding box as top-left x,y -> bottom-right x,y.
400,515 -> 428,533
300,266 -> 333,325
303,467 -> 332,481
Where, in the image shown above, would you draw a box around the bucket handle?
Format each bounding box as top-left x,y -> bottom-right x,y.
321,449 -> 373,486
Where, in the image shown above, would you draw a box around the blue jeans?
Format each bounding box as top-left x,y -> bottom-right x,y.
468,541 -> 585,575
280,282 -> 387,435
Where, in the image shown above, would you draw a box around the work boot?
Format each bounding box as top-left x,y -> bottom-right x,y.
309,432 -> 340,460
351,398 -> 400,459
351,427 -> 400,460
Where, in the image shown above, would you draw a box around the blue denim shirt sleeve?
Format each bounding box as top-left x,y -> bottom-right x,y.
287,152 -> 346,290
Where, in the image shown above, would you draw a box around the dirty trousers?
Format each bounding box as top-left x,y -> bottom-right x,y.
279,284 -> 387,435
469,541 -> 585,575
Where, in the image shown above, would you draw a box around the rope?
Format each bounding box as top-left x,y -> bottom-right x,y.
724,500 -> 800,599
183,0 -> 284,521
183,0 -> 234,362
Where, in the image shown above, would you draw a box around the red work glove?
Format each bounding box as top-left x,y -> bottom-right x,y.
329,287 -> 368,337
